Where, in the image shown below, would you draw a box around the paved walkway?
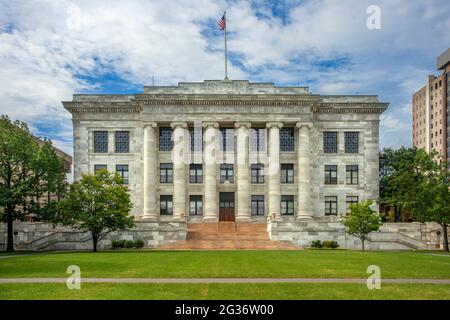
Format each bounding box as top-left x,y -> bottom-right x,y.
1,278 -> 450,284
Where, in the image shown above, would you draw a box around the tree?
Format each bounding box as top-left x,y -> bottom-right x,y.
59,169 -> 134,252
379,147 -> 422,222
341,200 -> 382,251
0,115 -> 66,251
403,151 -> 450,252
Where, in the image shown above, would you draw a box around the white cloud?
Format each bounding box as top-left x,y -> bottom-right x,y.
0,0 -> 449,157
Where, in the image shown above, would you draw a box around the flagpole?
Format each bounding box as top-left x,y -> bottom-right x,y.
224,11 -> 229,80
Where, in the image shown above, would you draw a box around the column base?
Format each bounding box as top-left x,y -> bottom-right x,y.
236,216 -> 252,222
296,215 -> 314,221
141,216 -> 158,222
203,216 -> 219,222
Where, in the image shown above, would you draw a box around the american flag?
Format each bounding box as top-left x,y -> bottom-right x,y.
217,13 -> 226,30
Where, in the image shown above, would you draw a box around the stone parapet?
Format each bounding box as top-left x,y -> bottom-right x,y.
268,219 -> 448,251
0,221 -> 187,251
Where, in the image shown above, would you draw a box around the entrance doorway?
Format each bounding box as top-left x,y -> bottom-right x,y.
219,192 -> 235,221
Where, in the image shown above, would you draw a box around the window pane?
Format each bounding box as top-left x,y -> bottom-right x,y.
159,128 -> 173,151
189,128 -> 203,151
345,132 -> 359,153
250,128 -> 266,152
115,131 -> 130,153
94,131 -> 108,153
116,165 -> 129,184
94,164 -> 107,172
280,128 -> 294,151
323,132 -> 337,153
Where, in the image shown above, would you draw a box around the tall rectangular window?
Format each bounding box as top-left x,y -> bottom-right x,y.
94,164 -> 107,172
220,164 -> 234,183
281,195 -> 294,215
160,195 -> 173,215
345,132 -> 359,153
280,128 -> 294,151
159,128 -> 173,151
189,128 -> 203,151
189,195 -> 203,216
93,131 -> 108,153
325,196 -> 338,216
189,164 -> 203,183
346,165 -> 359,185
251,163 -> 264,183
323,132 -> 338,153
219,128 -> 234,151
116,165 -> 129,185
324,165 -> 337,185
251,195 -> 265,216
346,196 -> 359,213
115,131 -> 130,153
281,164 -> 294,183
160,163 -> 173,183
250,128 -> 266,152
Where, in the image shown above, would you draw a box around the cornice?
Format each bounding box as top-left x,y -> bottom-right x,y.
63,100 -> 389,114
139,100 -> 315,107
313,103 -> 389,114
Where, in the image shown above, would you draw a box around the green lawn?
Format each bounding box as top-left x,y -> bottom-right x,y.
1,283 -> 450,300
1,250 -> 450,279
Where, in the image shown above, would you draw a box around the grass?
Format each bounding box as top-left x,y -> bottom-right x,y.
1,283 -> 450,300
1,250 -> 450,279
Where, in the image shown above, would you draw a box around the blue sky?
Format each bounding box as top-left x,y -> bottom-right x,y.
0,0 -> 449,155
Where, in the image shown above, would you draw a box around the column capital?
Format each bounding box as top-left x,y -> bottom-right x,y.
266,122 -> 283,129
170,121 -> 187,129
144,122 -> 157,128
296,122 -> 313,129
234,121 -> 251,129
202,121 -> 219,128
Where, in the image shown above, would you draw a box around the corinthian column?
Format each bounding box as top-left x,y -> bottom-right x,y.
203,122 -> 219,221
235,122 -> 251,221
171,122 -> 188,220
296,122 -> 313,219
266,122 -> 283,220
142,122 -> 158,220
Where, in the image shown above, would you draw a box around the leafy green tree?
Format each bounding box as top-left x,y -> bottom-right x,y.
59,169 -> 134,252
341,200 -> 382,251
0,116 -> 66,251
379,147 -> 422,221
380,147 -> 449,251
404,151 -> 450,252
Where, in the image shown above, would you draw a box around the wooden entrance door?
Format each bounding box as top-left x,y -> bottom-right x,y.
219,192 -> 235,221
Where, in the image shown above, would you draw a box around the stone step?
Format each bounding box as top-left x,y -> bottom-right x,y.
187,233 -> 270,240
156,221 -> 302,250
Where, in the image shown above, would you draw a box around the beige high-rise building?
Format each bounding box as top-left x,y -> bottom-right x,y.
412,48 -> 450,160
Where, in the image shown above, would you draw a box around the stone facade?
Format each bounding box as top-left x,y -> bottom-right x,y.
63,80 -> 388,223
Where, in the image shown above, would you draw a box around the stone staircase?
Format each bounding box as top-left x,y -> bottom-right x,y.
157,222 -> 302,250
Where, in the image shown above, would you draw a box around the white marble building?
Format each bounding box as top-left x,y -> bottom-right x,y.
63,80 -> 388,227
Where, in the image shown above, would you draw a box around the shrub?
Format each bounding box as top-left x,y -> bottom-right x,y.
322,240 -> 339,249
111,239 -> 126,249
124,240 -> 135,248
311,240 -> 322,248
134,239 -> 145,249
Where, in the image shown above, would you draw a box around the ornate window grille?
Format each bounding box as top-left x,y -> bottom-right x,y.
93,131 -> 108,153
280,128 -> 294,151
115,131 -> 130,153
323,132 -> 338,153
